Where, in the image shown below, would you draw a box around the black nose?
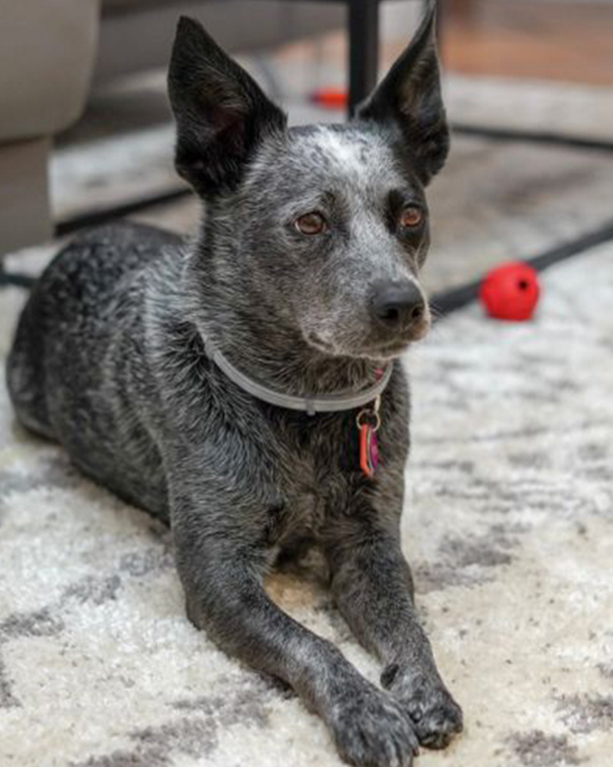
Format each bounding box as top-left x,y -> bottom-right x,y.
371,280 -> 425,328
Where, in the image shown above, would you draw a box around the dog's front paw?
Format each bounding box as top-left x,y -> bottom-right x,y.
328,683 -> 419,767
381,664 -> 463,750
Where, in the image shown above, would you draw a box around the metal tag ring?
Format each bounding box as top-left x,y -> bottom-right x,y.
356,411 -> 381,432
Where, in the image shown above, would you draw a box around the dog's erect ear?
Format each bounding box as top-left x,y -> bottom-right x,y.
168,17 -> 287,196
357,4 -> 448,184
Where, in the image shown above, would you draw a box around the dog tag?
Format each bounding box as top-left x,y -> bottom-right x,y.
359,424 -> 379,478
357,395 -> 381,478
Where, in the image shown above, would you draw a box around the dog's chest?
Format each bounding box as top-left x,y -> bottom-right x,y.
273,417 -> 359,541
276,451 -> 325,537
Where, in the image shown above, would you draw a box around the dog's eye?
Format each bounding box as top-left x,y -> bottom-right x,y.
400,207 -> 424,229
295,212 -> 327,236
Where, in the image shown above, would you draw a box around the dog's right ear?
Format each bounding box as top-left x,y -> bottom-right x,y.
168,17 -> 287,196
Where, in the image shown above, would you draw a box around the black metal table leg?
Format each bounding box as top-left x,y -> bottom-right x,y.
348,0 -> 380,116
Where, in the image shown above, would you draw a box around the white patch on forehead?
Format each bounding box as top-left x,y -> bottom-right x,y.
314,128 -> 369,175
307,127 -> 401,193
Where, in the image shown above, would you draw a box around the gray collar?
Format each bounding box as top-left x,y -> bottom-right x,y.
204,340 -> 392,416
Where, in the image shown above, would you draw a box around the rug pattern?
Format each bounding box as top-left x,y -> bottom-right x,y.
1,246 -> 612,766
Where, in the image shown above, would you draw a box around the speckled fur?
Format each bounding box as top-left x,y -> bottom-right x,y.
6,8 -> 461,766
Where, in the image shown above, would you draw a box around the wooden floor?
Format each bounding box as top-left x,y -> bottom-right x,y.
441,0 -> 613,85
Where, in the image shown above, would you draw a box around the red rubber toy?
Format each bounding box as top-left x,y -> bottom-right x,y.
480,262 -> 540,321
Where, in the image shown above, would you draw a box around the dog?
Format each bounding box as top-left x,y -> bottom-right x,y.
6,7 -> 462,766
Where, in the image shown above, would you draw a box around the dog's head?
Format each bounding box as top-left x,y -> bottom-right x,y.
168,7 -> 448,362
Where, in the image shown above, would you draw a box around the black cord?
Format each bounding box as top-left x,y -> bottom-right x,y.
54,187 -> 193,238
0,268 -> 36,289
452,124 -> 613,154
430,218 -> 613,316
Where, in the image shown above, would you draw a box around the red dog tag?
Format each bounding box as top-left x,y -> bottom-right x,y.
357,395 -> 381,478
359,424 -> 379,478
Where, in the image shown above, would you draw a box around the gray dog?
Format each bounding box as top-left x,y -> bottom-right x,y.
7,7 -> 462,766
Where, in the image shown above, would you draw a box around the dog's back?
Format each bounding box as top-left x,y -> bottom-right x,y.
7,221 -> 182,516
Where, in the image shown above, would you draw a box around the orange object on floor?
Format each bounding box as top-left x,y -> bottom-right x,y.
311,88 -> 348,109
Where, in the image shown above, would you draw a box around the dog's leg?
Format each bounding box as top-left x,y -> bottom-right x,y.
171,490 -> 419,767
325,513 -> 463,750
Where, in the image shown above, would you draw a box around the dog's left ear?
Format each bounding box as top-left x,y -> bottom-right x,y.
357,4 -> 448,185
168,17 -> 287,197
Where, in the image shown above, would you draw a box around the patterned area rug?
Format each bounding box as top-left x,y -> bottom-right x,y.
1,243 -> 612,767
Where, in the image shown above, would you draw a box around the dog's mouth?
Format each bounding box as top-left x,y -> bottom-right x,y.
306,321 -> 430,361
360,339 -> 415,359
357,332 -> 425,360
